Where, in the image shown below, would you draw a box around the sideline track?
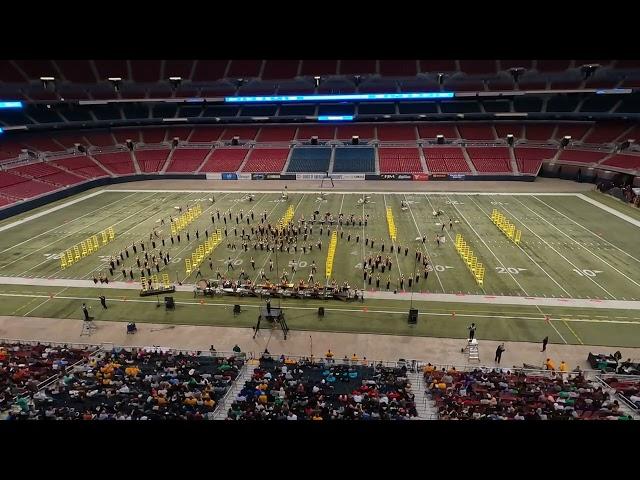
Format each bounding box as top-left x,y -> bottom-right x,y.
0,276 -> 639,311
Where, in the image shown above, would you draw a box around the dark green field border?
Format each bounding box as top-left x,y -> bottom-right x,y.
1,284 -> 638,348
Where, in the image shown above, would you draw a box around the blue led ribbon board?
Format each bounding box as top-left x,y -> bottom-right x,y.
0,127 -> 3,134
0,101 -> 23,109
224,92 -> 454,103
318,115 -> 353,121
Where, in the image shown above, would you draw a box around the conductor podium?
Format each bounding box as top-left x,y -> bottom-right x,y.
253,306 -> 289,340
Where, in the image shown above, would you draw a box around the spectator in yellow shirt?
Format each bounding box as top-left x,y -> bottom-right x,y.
545,358 -> 556,371
559,361 -> 568,372
351,353 -> 359,362
422,363 -> 435,374
325,349 -> 334,362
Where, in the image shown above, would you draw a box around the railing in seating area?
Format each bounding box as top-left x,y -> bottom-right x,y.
595,373 -> 640,413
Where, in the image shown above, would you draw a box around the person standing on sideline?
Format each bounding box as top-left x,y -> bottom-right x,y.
99,295 -> 107,309
541,336 -> 549,352
468,323 -> 477,340
266,298 -> 271,314
494,343 -> 505,363
82,303 -> 91,321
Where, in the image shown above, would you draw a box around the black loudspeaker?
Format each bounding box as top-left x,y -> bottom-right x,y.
311,136 -> 318,145
436,134 -> 444,145
232,136 -> 240,146
408,308 -> 418,325
165,296 -> 175,309
351,135 -> 359,145
318,307 -> 325,316
233,304 -> 241,314
172,137 -> 179,148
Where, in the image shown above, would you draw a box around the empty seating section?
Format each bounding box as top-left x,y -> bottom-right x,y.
241,148 -> 289,173
255,127 -> 297,142
378,148 -> 423,173
23,137 -> 64,152
165,148 -> 210,172
286,147 -> 332,172
555,123 -> 591,142
0,140 -> 26,161
93,152 -> 135,175
457,124 -> 496,140
296,126 -> 335,140
112,129 -> 142,144
141,128 -> 167,144
495,124 -> 524,139
135,149 -> 170,173
0,172 -> 59,199
51,155 -> 109,179
525,124 -> 556,141
558,149 -> 608,164
423,148 -> 470,173
200,149 -> 249,172
83,132 -> 115,147
514,148 -> 556,173
418,124 -> 458,140
466,147 -> 512,173
221,126 -> 259,141
188,127 -> 224,143
376,125 -> 417,141
583,123 -> 632,144
333,148 -> 376,172
8,162 -> 85,186
602,154 -> 640,170
335,125 -> 376,140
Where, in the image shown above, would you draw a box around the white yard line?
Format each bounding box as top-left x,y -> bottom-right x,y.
0,192 -> 138,254
535,195 -> 640,265
18,192 -> 163,276
0,190 -> 107,233
547,320 -> 568,344
181,193 -> 266,283
382,194 -> 403,290
446,195 -> 528,296
79,192 -> 205,281
498,197 -> 616,299
577,193 -> 640,228
6,193 -> 157,272
3,276 -> 640,309
251,194 -> 307,285
468,195 -> 573,298
405,194 -> 445,293
512,196 -> 640,292
105,189 -> 583,196
1,291 -> 639,328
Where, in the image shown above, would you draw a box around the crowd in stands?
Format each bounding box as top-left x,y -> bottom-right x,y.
0,343 -> 95,412
424,365 -> 633,420
226,356 -> 418,420
5,347 -> 243,420
603,377 -> 640,410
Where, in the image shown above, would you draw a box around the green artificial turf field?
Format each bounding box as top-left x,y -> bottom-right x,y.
0,187 -> 639,347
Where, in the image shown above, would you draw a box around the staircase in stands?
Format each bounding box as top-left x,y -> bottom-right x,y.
408,370 -> 438,419
213,358 -> 253,420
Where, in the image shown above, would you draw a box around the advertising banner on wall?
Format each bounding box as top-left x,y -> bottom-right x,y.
330,174 -> 365,180
205,173 -> 222,180
448,174 -> 466,180
378,173 -> 414,180
237,173 -> 252,180
221,173 -> 238,180
429,173 -> 448,180
412,173 -> 429,181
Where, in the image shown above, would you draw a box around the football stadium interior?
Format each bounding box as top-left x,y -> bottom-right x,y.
1,59 -> 640,420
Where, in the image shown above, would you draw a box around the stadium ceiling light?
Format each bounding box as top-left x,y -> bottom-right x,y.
108,77 -> 122,92
314,76 -> 321,87
169,76 -> 182,90
40,76 -> 55,81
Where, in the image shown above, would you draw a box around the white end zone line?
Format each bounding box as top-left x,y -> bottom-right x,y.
104,189 -> 585,196
577,193 -> 640,228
